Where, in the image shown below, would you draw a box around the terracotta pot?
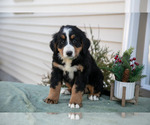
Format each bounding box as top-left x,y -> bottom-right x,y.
114,80 -> 135,100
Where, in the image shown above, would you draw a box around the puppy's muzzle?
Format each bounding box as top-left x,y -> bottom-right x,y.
66,51 -> 73,57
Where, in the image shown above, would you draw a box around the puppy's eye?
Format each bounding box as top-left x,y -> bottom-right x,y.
71,34 -> 75,39
61,35 -> 65,39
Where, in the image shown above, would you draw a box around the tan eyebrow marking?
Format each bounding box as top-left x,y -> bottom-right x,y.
61,34 -> 65,39
71,34 -> 75,39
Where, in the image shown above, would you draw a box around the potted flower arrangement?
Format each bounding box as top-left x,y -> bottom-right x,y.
110,47 -> 146,100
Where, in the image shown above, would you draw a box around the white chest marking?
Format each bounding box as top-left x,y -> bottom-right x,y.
63,59 -> 77,79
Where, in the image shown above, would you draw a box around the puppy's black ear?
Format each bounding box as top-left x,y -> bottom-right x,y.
50,40 -> 55,52
82,36 -> 91,54
74,26 -> 91,54
50,33 -> 58,52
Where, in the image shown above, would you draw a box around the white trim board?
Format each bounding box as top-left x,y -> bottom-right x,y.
141,85 -> 150,91
141,13 -> 150,90
122,13 -> 140,56
122,0 -> 140,56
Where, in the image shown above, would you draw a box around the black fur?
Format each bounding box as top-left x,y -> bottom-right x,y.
50,25 -> 103,95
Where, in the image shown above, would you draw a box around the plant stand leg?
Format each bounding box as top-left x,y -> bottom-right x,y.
134,84 -> 140,105
110,82 -> 114,100
122,87 -> 126,107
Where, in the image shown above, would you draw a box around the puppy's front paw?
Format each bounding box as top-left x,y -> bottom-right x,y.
68,103 -> 81,108
69,95 -> 82,108
44,98 -> 58,104
77,65 -> 84,72
69,84 -> 83,108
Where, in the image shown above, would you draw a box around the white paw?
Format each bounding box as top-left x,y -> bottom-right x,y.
68,113 -> 81,120
88,95 -> 94,100
88,95 -> 99,101
64,90 -> 71,95
61,89 -> 71,95
93,95 -> 99,100
60,89 -> 65,94
68,104 -> 80,108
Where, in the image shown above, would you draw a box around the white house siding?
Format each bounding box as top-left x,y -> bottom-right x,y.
0,0 -> 125,84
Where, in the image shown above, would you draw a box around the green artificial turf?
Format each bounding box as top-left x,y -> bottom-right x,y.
0,81 -> 150,112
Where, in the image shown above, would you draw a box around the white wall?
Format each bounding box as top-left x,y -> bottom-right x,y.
0,0 -> 125,12
0,0 -> 125,84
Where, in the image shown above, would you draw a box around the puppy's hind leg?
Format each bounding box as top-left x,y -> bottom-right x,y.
93,78 -> 103,101
87,85 -> 100,101
93,92 -> 101,101
61,82 -> 71,95
86,85 -> 94,101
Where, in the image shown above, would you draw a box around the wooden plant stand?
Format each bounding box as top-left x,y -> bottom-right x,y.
110,82 -> 140,107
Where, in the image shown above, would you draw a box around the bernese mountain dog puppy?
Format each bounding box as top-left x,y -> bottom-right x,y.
44,25 -> 104,108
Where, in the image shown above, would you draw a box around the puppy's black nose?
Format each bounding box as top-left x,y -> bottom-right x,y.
66,51 -> 73,57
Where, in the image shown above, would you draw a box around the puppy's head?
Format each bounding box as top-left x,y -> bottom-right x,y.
50,25 -> 90,59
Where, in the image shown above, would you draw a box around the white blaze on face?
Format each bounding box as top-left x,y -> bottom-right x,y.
63,28 -> 75,58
